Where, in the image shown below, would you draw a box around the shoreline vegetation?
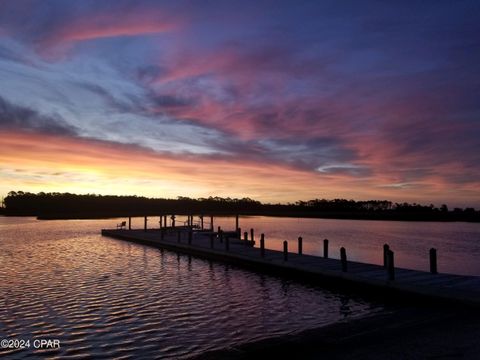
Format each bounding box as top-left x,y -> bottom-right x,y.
1,191 -> 479,222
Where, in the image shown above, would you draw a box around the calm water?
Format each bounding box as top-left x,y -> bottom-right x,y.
0,217 -> 382,359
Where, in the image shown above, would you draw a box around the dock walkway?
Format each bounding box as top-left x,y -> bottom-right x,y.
101,228 -> 480,307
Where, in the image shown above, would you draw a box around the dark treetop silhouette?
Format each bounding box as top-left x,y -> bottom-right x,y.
3,191 -> 479,222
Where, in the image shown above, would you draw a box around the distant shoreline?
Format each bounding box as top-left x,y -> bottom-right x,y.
1,212 -> 480,223
3,192 -> 479,222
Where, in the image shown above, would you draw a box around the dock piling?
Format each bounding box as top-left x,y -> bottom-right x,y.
387,250 -> 395,280
235,214 -> 239,233
244,231 -> 248,246
324,239 -> 329,258
430,248 -> 438,274
128,217 -> 131,230
210,215 -> 214,231
144,216 -> 147,232
383,244 -> 390,268
283,241 -> 288,261
260,234 -> 265,258
298,236 -> 303,255
250,228 -> 255,243
219,229 -> 224,243
340,247 -> 347,272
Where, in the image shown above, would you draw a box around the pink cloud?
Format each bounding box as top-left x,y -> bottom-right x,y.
39,8 -> 181,48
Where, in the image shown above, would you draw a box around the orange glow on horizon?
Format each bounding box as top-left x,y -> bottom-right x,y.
0,130 -> 478,206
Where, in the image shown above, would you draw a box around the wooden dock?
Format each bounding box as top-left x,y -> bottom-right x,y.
101,227 -> 480,307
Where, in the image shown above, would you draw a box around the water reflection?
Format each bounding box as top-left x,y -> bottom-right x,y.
0,217 -> 381,359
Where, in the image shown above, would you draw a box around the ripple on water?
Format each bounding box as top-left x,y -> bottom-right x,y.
0,218 -> 383,359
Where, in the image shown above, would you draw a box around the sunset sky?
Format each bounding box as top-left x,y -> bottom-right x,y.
1,1 -> 479,207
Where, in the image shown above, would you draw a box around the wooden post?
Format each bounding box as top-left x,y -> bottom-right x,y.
128,217 -> 131,230
218,226 -> 221,234
171,215 -> 176,228
244,231 -> 248,246
219,229 -> 224,243
430,248 -> 438,274
144,216 -> 147,232
340,247 -> 347,272
260,234 -> 265,258
235,214 -> 239,232
188,230 -> 192,244
210,233 -> 214,249
210,215 -> 214,231
237,227 -> 241,239
387,250 -> 395,280
383,244 -> 390,268
177,230 -> 181,243
250,228 -> 255,243
298,236 -> 303,255
323,239 -> 329,258
163,215 -> 167,228
225,236 -> 230,251
200,215 -> 204,230
283,241 -> 288,261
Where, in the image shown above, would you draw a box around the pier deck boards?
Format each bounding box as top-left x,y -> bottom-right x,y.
101,228 -> 480,306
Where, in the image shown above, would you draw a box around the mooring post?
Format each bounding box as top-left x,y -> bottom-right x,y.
244,231 -> 248,246
324,239 -> 329,258
235,214 -> 239,232
225,236 -> 230,251
171,215 -> 176,228
163,215 -> 167,228
430,248 -> 438,274
340,247 -> 347,272
237,227 -> 241,239
260,233 -> 265,258
383,244 -> 390,268
188,230 -> 192,244
177,230 -> 181,243
200,215 -> 204,230
210,233 -> 214,249
218,226 -> 221,234
128,217 -> 131,230
387,250 -> 395,280
298,236 -> 303,255
250,228 -> 255,243
210,215 -> 214,231
144,216 -> 147,232
283,241 -> 288,261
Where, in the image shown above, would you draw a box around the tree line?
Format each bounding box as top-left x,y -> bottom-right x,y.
2,191 -> 479,222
